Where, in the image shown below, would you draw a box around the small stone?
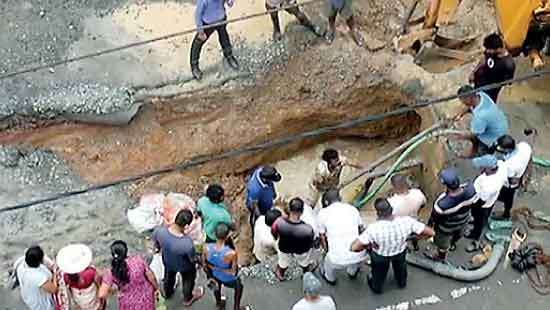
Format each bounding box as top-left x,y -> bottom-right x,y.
39,10 -> 46,18
48,68 -> 55,74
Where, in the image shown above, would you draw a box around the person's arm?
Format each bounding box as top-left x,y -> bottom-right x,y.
144,265 -> 160,292
350,231 -> 377,252
470,115 -> 487,137
250,200 -> 261,219
521,158 -> 534,191
195,0 -> 207,39
41,277 -> 58,294
416,226 -> 435,239
98,282 -> 111,300
271,218 -> 280,240
202,246 -> 210,272
319,233 -> 328,252
228,251 -> 238,275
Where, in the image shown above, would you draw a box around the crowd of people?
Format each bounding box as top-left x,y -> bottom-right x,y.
12,29 -> 535,310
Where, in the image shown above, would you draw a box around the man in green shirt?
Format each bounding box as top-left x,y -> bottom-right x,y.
197,184 -> 233,243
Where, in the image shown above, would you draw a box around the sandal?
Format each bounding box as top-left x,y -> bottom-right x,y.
183,286 -> 205,307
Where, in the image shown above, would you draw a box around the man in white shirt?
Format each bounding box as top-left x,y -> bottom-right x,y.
387,174 -> 427,218
16,246 -> 58,310
317,190 -> 367,285
351,199 -> 434,294
387,174 -> 427,251
292,272 -> 336,310
467,154 -> 508,252
253,208 -> 282,262
495,135 -> 533,219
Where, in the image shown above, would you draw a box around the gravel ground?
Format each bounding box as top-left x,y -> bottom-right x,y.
0,145 -> 144,288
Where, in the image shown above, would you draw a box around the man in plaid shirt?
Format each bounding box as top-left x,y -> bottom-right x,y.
351,198 -> 434,294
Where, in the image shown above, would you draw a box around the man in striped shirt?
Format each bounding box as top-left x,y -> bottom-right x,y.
427,168 -> 477,261
351,198 -> 434,294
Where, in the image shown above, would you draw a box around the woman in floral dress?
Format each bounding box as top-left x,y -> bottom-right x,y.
98,240 -> 159,310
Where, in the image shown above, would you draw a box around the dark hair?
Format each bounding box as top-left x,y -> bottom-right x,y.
110,240 -> 130,285
322,189 -> 341,208
289,197 -> 304,214
374,198 -> 393,218
457,85 -> 475,98
215,223 -> 230,240
265,208 -> 282,226
321,149 -> 339,163
390,174 -> 409,188
174,209 -> 193,228
25,246 -> 44,268
206,184 -> 225,204
483,33 -> 504,50
497,135 -> 516,151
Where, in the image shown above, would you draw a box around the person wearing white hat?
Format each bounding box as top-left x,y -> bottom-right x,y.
56,244 -> 105,310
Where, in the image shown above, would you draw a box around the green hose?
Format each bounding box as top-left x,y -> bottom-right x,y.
534,156 -> 550,167
354,134 -> 432,208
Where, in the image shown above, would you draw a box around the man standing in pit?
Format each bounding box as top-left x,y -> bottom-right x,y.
494,135 -> 533,220
265,0 -> 323,41
306,148 -> 362,209
351,198 -> 434,294
272,198 -> 316,281
427,168 -> 477,261
324,0 -> 365,46
191,0 -> 240,80
467,155 -> 508,252
452,85 -> 509,158
469,33 -> 516,103
387,174 -> 427,251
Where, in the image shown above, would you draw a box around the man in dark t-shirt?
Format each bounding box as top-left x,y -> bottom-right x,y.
272,197 -> 315,281
428,168 -> 478,261
153,210 -> 204,305
470,33 -> 516,103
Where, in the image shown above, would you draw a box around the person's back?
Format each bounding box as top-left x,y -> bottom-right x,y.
388,188 -> 426,218
207,244 -> 237,283
471,92 -> 509,146
474,55 -> 515,101
253,210 -> 281,262
273,217 -> 314,254
153,225 -> 195,272
197,194 -> 232,242
364,216 -> 424,257
434,182 -> 477,232
17,262 -> 55,310
317,202 -> 364,264
292,295 -> 336,310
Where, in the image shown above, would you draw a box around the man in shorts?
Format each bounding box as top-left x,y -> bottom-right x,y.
265,0 -> 323,41
324,0 -> 364,46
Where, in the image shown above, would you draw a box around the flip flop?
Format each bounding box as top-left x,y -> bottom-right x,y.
183,286 -> 205,307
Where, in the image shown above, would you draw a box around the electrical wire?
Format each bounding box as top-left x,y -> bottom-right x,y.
0,0 -> 324,81
1,69 -> 550,213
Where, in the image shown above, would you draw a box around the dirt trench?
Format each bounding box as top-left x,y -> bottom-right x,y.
0,45 -> 427,265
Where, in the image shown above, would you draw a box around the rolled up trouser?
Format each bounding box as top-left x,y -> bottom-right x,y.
190,20 -> 233,67
322,256 -> 361,282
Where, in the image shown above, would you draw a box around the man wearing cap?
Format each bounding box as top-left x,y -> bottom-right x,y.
291,272 -> 336,310
467,154 -> 508,252
351,198 -> 434,294
452,85 -> 509,158
318,189 -> 367,285
427,168 -> 478,261
246,165 -> 282,231
495,135 -> 533,219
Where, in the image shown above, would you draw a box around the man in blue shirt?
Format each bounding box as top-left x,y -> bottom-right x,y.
246,165 -> 282,231
191,0 -> 239,80
324,0 -> 364,46
452,85 -> 509,158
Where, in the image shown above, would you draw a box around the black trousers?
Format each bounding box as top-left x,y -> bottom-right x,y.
470,205 -> 494,241
190,21 -> 233,66
497,186 -> 517,217
369,250 -> 407,294
164,268 -> 197,302
266,3 -> 312,33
